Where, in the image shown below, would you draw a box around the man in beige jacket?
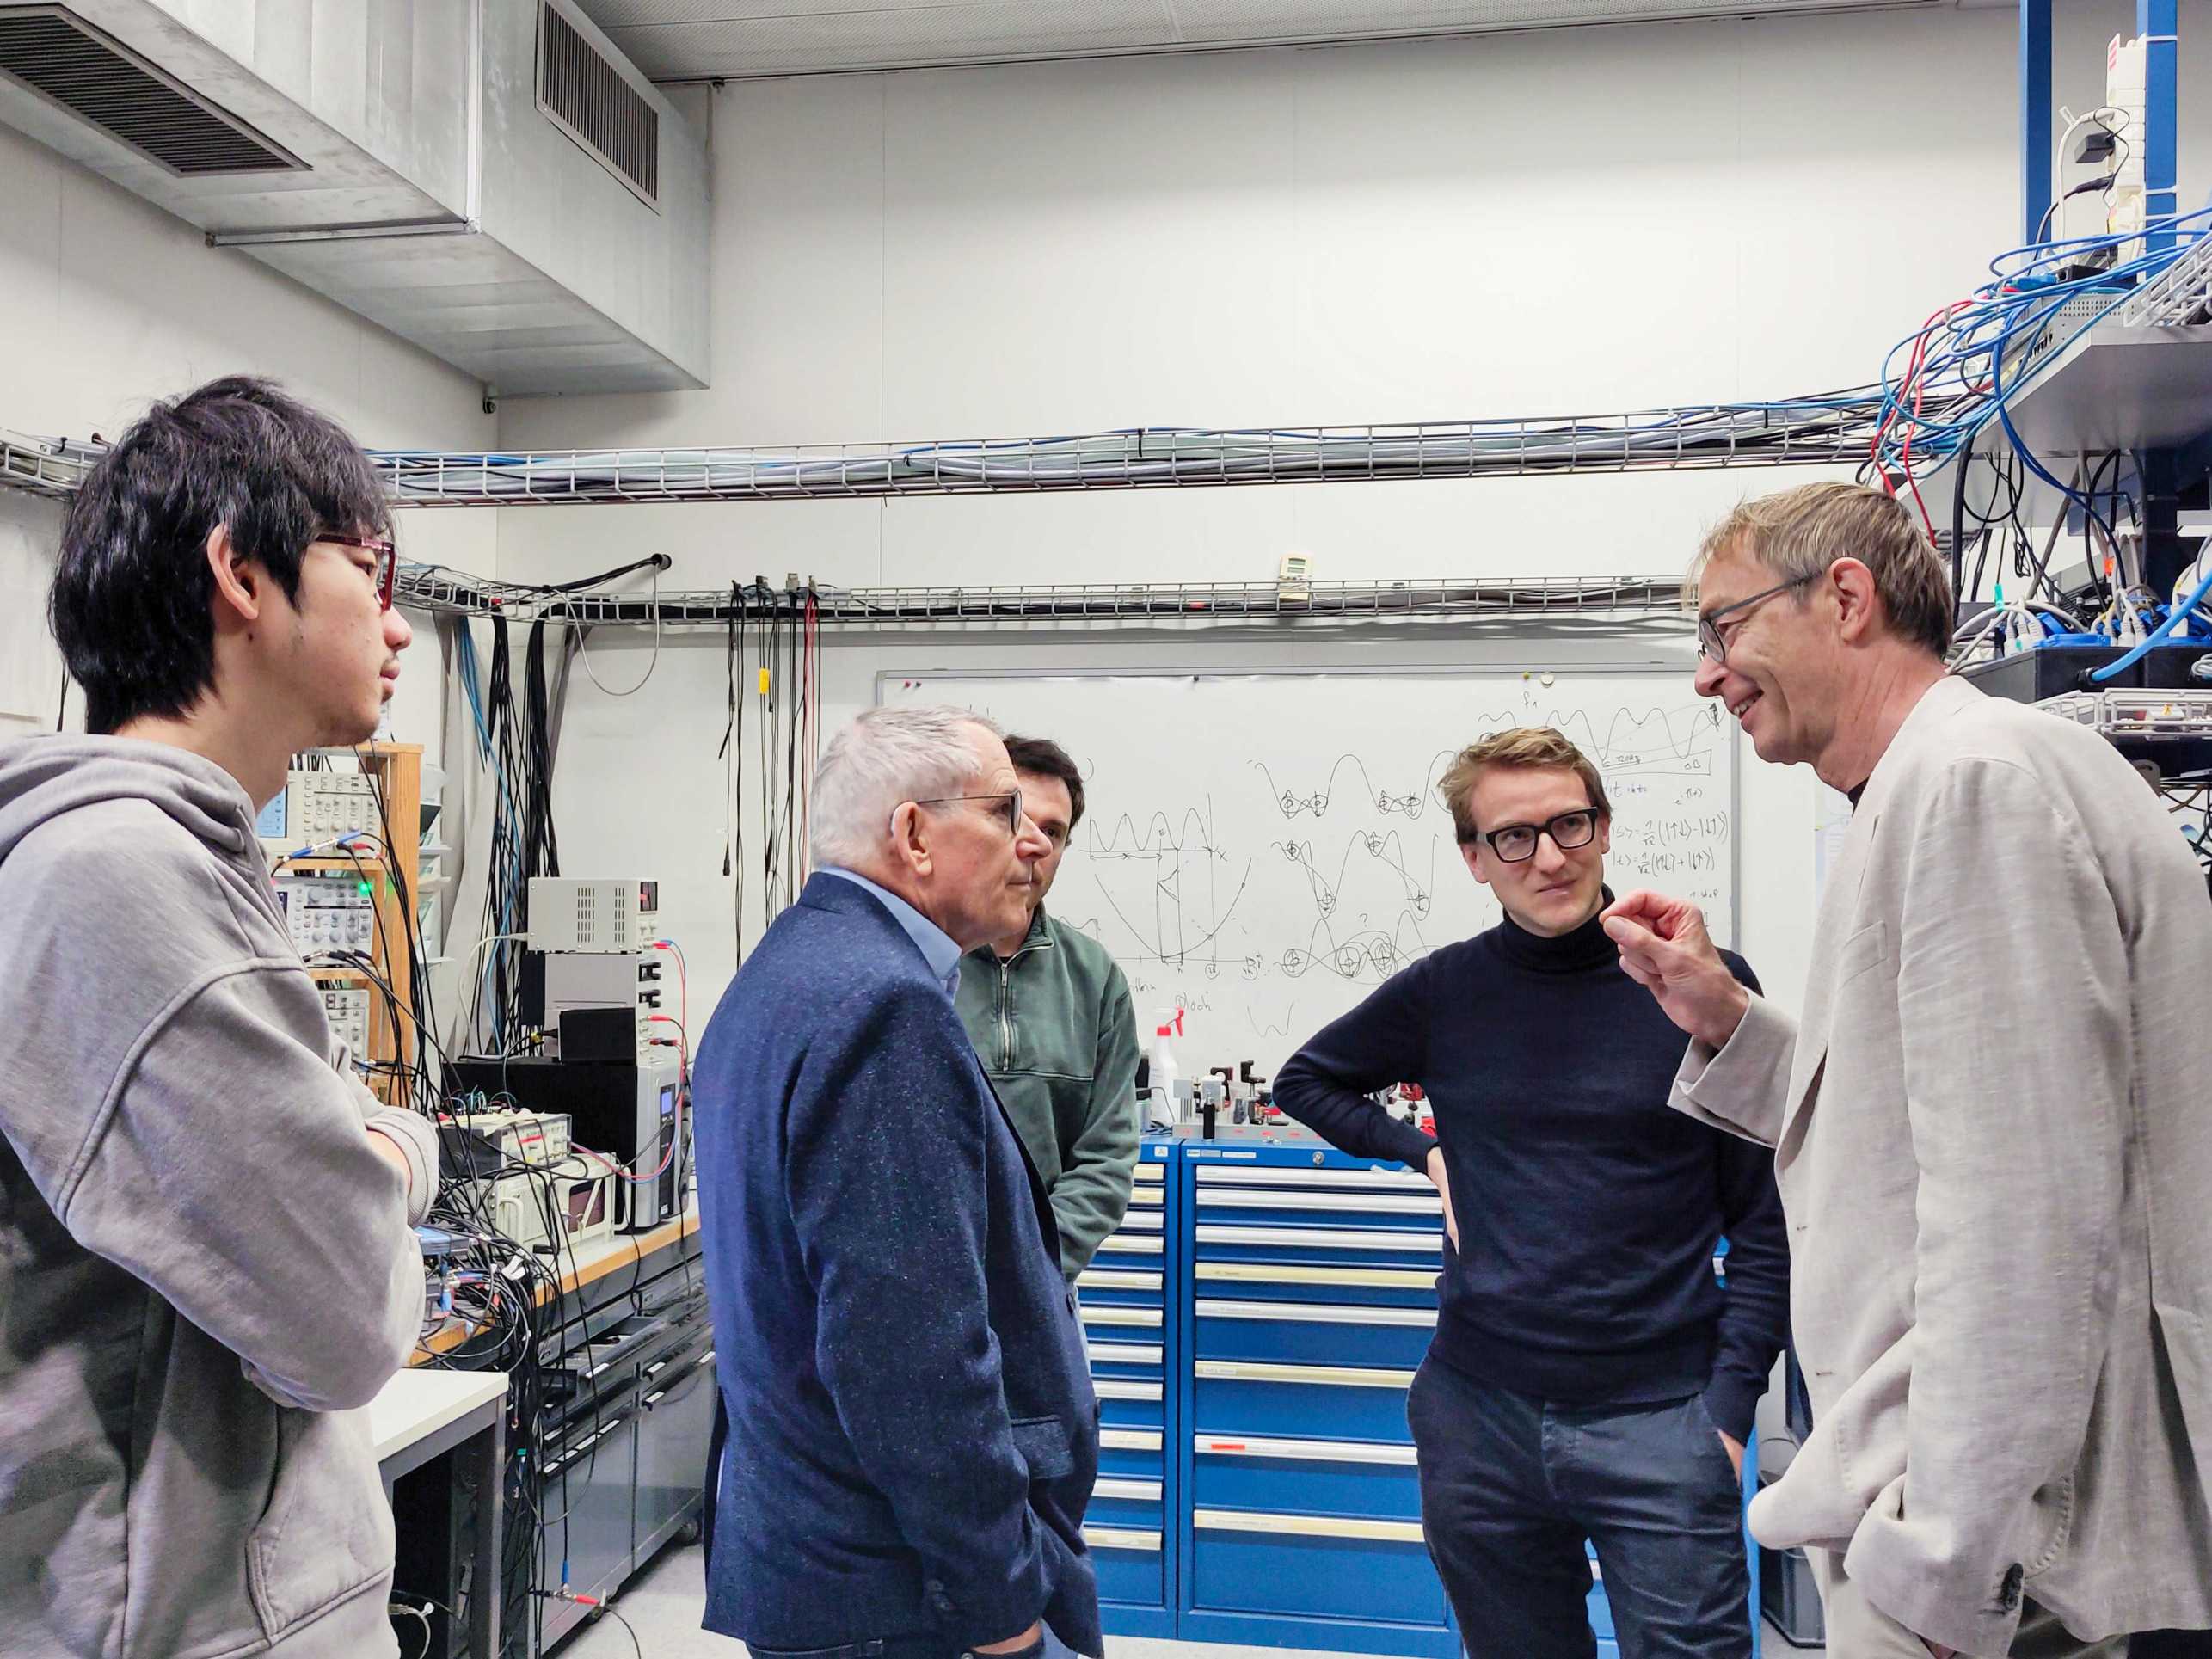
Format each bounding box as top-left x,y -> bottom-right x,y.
1603,482 -> 2212,1659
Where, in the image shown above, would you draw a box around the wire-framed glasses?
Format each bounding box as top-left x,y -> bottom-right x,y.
912,790 -> 1024,835
1696,573 -> 1818,662
320,531 -> 398,611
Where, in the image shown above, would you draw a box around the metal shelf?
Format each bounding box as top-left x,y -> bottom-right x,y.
1991,321 -> 2212,461
2039,687 -> 2212,740
0,433 -> 96,501
393,568 -> 1689,629
1914,320 -> 2212,533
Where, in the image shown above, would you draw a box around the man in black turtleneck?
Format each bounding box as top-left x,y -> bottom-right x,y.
1275,726 -> 1785,1659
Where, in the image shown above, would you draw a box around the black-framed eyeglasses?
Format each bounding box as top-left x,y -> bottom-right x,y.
1696,573 -> 1818,663
912,789 -> 1024,836
320,531 -> 398,611
1463,808 -> 1600,863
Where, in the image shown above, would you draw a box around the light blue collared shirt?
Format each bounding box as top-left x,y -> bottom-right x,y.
820,867 -> 963,1000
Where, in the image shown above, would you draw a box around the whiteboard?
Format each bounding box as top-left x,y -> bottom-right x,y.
882,669 -> 1735,1074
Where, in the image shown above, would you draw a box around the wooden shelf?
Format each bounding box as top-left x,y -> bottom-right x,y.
278,855 -> 390,873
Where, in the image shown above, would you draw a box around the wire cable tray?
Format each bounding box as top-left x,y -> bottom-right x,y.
369,408 -> 1872,507
0,405 -> 1878,508
2120,232 -> 2212,329
394,569 -> 1691,629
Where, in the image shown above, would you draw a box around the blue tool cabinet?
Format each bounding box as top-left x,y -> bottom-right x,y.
1075,1140 -> 1180,1636
1081,1133 -> 1762,1657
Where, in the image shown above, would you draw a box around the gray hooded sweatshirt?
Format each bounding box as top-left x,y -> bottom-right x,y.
0,737 -> 439,1658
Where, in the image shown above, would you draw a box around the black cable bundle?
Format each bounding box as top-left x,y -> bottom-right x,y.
523,619 -> 562,886
718,586 -> 747,957
467,613 -> 575,1053
757,595 -> 781,912
716,582 -> 823,952
779,596 -> 801,910
482,618 -> 525,1044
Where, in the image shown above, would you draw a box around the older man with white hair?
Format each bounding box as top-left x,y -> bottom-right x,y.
692,705 -> 1102,1659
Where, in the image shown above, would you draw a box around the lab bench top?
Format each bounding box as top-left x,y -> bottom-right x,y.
368,1367 -> 508,1464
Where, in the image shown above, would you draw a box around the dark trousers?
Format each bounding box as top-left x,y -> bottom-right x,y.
1407,1355 -> 1750,1659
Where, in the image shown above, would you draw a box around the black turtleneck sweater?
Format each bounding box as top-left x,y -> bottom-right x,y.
1272,900 -> 1787,1441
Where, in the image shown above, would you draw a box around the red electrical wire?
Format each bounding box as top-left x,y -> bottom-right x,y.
648,938 -> 687,1036
801,588 -> 820,876
1871,298 -> 1973,542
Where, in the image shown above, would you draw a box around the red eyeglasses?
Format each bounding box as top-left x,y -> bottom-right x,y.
320,531 -> 398,610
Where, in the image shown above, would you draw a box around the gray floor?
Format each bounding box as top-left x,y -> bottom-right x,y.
553,1543 -> 1823,1659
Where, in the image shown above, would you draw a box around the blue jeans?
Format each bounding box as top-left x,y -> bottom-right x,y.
1406,1355 -> 1749,1659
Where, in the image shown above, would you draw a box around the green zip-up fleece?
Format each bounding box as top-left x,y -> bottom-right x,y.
956,907 -> 1140,1280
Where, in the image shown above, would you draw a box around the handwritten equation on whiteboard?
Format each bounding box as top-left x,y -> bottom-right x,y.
884,673 -> 1734,1069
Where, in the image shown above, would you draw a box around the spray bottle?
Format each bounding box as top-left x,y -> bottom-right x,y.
1150,1011 -> 1184,1122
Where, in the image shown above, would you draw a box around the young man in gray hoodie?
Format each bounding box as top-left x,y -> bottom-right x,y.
0,377 -> 439,1656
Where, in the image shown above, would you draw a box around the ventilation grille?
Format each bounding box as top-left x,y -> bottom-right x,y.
0,4 -> 302,175
537,3 -> 658,209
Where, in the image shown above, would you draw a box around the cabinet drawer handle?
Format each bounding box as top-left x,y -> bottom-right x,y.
1195,1359 -> 1415,1389
1092,1477 -> 1162,1502
1195,1263 -> 1435,1290
1200,1190 -> 1442,1215
1080,1306 -> 1162,1329
1082,1526 -> 1161,1552
1085,1343 -> 1164,1366
1197,1225 -> 1441,1252
1195,1508 -> 1424,1545
1195,1166 -> 1430,1191
1077,1269 -> 1162,1291
1099,1428 -> 1162,1453
1093,1379 -> 1164,1402
1194,1434 -> 1418,1466
1196,1298 -> 1436,1328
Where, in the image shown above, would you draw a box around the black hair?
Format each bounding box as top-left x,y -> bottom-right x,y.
48,375 -> 390,734
1003,734 -> 1085,832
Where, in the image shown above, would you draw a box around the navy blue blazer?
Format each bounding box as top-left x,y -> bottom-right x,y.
695,872 -> 1101,1655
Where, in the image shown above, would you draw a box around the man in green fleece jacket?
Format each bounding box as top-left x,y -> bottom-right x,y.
955,735 -> 1140,1281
